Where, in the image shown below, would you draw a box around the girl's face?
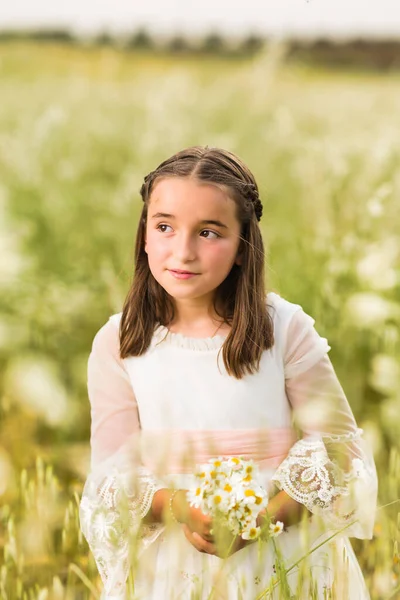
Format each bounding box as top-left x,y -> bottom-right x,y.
145,177 -> 242,308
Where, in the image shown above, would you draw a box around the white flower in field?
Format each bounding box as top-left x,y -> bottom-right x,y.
345,293 -> 400,328
373,568 -> 397,596
227,456 -> 243,470
241,461 -> 256,483
237,486 -> 267,509
366,183 -> 392,218
188,457 -> 268,538
229,501 -> 245,521
367,199 -> 383,217
356,239 -> 398,291
4,355 -> 68,426
0,229 -> 31,286
369,354 -> 400,396
210,457 -> 224,469
187,485 -> 204,509
242,525 -> 261,540
269,521 -> 284,537
34,105 -> 67,144
209,488 -> 232,512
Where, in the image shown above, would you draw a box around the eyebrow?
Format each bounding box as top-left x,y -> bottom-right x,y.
150,212 -> 228,229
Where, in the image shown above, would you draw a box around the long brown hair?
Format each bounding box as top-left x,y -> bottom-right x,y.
120,145 -> 274,379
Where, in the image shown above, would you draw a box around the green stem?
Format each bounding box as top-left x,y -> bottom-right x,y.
68,563 -> 100,598
255,497 -> 400,600
206,534 -> 242,600
255,519 -> 357,600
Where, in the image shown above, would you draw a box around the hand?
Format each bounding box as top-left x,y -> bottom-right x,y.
173,491 -> 253,557
182,523 -> 217,555
183,524 -> 251,558
172,490 -> 214,542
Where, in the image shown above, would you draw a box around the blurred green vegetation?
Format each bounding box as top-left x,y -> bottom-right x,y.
1,31 -> 400,70
0,42 -> 399,598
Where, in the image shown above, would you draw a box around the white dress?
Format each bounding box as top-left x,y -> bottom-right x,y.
79,292 -> 378,600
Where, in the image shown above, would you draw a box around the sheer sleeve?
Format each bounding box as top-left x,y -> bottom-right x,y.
271,307 -> 378,539
79,317 -> 165,600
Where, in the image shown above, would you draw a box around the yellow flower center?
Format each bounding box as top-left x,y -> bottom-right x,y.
249,528 -> 257,537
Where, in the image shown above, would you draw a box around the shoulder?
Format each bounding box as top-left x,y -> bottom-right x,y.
266,291 -> 303,326
90,312 -> 122,360
266,291 -> 302,351
266,292 -> 320,351
267,292 -> 331,376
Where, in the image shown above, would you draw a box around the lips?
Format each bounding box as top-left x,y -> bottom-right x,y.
168,269 -> 199,280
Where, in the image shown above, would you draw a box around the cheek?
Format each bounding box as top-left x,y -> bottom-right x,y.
146,231 -> 165,256
204,241 -> 238,267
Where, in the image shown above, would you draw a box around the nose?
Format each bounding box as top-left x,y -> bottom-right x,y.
173,231 -> 197,263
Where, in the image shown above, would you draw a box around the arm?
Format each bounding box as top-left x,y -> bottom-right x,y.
79,318 -> 165,599
264,490 -> 308,527
271,308 -> 378,539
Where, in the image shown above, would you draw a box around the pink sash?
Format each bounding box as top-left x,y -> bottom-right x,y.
139,428 -> 297,474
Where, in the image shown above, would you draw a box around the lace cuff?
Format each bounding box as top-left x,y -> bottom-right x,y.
79,464 -> 165,598
271,430 -> 377,539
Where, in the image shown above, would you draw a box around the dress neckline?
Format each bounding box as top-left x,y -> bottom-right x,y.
152,324 -> 229,351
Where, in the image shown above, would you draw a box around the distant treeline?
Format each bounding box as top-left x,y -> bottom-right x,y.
1,28 -> 400,70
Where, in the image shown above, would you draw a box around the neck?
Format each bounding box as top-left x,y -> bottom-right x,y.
168,295 -> 225,335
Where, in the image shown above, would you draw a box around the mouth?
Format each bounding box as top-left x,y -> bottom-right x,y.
168,269 -> 199,280
169,269 -> 198,275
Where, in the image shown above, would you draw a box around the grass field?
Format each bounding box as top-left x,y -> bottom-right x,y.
0,41 -> 399,598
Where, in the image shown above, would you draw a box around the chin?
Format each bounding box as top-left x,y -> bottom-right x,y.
161,284 -> 207,302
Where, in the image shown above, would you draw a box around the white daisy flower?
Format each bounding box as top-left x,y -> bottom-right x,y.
242,525 -> 261,540
269,521 -> 284,537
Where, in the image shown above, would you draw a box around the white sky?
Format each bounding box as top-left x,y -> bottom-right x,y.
1,0 -> 400,38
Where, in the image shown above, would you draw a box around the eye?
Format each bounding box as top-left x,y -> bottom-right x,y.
156,224 -> 173,233
200,230 -> 220,239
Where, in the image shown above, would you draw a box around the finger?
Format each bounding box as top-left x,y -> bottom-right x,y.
192,532 -> 216,555
202,530 -> 215,543
183,525 -> 216,555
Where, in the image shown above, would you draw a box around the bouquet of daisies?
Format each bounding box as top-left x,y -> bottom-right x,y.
187,456 -> 283,541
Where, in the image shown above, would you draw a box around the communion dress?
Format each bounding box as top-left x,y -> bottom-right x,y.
79,292 -> 378,600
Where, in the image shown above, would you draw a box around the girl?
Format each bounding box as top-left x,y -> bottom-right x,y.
79,146 -> 378,599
